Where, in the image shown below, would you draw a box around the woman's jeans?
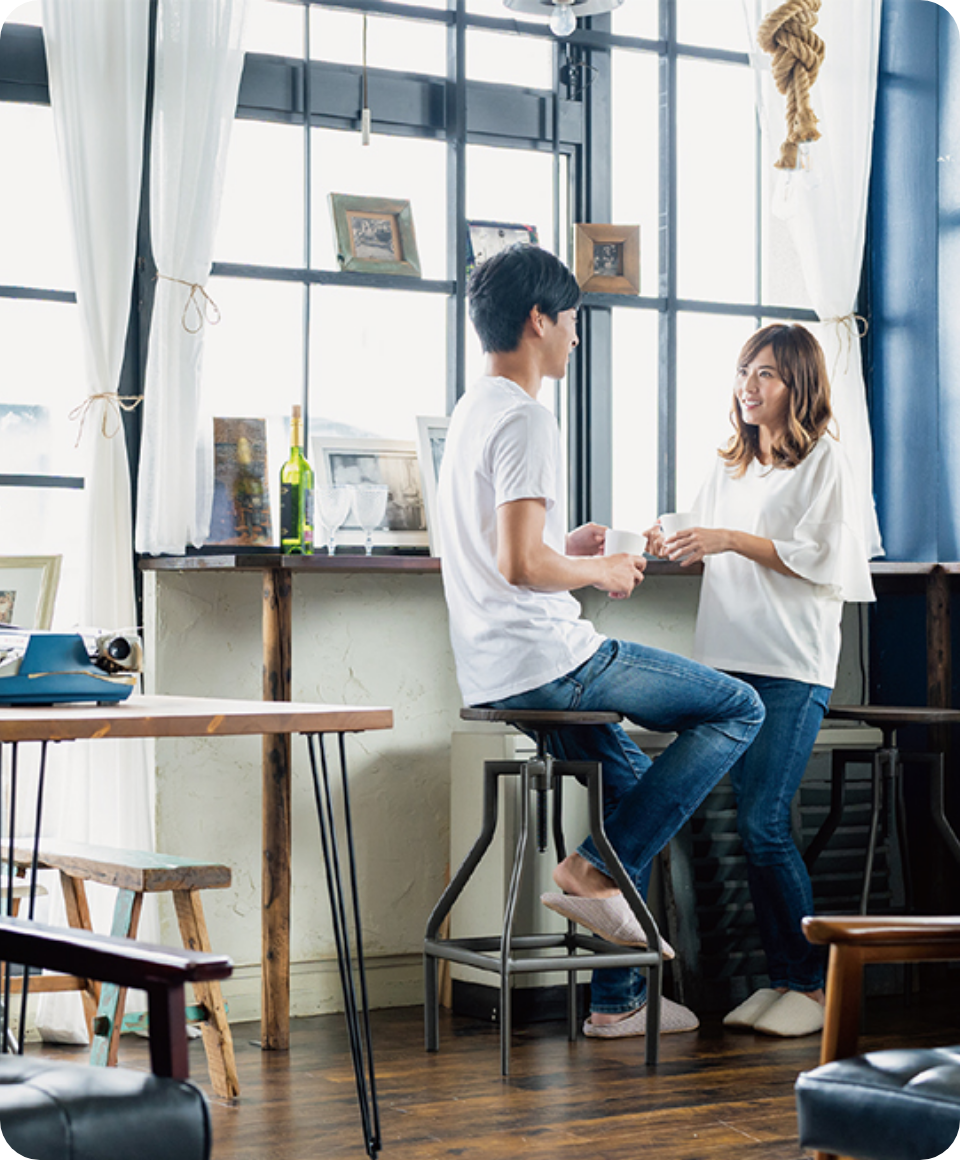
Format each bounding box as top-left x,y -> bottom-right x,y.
727,673 -> 831,994
483,638 -> 765,1014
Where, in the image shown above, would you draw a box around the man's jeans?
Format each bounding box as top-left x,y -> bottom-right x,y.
484,638 -> 765,1014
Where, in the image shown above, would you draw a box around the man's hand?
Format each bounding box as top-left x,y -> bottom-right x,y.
595,552 -> 646,599
566,522 -> 606,557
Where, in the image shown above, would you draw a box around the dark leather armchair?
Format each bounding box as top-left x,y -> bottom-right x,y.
795,916 -> 960,1160
0,915 -> 232,1160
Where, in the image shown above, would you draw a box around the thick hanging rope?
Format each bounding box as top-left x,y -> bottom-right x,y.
758,0 -> 826,170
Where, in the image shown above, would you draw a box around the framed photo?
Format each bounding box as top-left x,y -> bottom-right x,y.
416,415 -> 451,558
466,220 -> 539,277
328,193 -> 421,277
574,223 -> 640,294
0,556 -> 62,630
312,437 -> 428,550
207,417 -> 272,546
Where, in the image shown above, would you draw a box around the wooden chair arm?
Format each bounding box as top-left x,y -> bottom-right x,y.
802,915 -> 960,1070
0,916 -> 233,1080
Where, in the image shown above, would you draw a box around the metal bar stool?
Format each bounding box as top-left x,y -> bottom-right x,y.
804,705 -> 960,913
424,708 -> 667,1075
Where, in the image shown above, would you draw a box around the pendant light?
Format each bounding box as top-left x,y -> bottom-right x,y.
503,0 -> 624,38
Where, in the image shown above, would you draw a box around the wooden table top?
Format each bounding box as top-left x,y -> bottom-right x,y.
0,694 -> 393,743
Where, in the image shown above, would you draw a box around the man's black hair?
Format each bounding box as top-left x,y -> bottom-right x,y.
467,244 -> 581,354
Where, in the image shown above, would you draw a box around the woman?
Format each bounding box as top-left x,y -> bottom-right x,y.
647,323 -> 874,1038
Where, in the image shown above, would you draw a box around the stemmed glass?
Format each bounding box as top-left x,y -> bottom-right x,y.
352,485 -> 389,556
317,484 -> 354,556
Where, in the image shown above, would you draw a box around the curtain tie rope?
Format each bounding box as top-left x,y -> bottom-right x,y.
822,313 -> 869,379
68,392 -> 144,447
155,273 -> 221,333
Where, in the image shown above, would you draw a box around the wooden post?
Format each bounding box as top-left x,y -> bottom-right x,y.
262,566 -> 292,1050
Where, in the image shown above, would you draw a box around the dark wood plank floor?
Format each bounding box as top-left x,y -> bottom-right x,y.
32,988 -> 960,1160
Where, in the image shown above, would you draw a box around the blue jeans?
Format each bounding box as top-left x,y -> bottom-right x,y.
727,673 -> 831,993
483,638 -> 765,1014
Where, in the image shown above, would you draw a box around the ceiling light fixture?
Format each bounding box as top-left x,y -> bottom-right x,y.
504,0 -> 624,39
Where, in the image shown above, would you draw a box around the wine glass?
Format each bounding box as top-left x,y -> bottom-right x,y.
352,485 -> 389,556
317,484 -> 354,556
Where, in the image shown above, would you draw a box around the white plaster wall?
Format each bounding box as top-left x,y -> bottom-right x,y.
143,567 -> 867,1020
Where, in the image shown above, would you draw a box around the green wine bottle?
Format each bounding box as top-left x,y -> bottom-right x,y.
279,404 -> 315,555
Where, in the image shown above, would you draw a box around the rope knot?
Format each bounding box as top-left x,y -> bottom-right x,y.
155,273 -> 221,333
758,0 -> 826,170
68,393 -> 143,447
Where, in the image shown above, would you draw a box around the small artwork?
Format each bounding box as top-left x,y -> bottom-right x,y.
574,223 -> 640,295
466,221 -> 539,277
416,415 -> 451,558
313,437 -> 429,550
0,557 -> 62,630
329,194 -> 421,277
208,417 -> 272,546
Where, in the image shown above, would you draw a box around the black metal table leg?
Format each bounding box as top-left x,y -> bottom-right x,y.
0,740 -> 48,1055
304,732 -> 380,1159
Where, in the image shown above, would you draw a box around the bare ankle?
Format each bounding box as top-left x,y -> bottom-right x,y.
553,853 -> 618,898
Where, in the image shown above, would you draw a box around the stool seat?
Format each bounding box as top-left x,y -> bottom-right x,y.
827,704 -> 960,730
461,708 -> 622,728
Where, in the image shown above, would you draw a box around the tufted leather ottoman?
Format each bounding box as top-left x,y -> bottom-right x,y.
796,1045 -> 960,1160
0,1054 -> 211,1160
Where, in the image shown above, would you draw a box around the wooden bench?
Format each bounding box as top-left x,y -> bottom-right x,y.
5,839 -> 239,1100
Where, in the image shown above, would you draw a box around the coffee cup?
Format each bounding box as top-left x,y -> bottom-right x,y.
658,511 -> 696,539
604,528 -> 647,556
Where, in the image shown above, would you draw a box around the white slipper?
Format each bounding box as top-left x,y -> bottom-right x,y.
753,990 -> 824,1038
583,997 -> 699,1038
723,987 -> 783,1029
540,892 -> 676,959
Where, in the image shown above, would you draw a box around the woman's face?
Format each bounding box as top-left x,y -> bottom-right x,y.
735,343 -> 790,436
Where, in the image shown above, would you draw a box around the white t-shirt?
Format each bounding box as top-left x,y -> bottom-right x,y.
692,436 -> 875,689
437,375 -> 603,705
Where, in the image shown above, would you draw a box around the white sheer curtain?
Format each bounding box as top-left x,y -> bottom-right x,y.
38,0 -> 156,1042
745,0 -> 884,559
135,0 -> 248,555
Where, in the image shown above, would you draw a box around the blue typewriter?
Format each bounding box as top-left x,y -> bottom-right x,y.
0,630 -> 139,706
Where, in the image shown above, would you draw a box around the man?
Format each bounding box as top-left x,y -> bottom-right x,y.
437,244 -> 764,1037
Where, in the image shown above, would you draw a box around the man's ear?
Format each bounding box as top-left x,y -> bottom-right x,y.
528,307 -> 546,337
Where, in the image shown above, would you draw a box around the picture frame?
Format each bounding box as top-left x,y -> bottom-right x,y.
574,223 -> 640,295
207,417 -> 272,547
328,193 -> 421,277
466,221 -> 539,277
416,415 -> 451,558
0,556 -> 62,630
312,437 -> 429,550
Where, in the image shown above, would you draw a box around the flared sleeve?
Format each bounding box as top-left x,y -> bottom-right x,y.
772,441 -> 875,604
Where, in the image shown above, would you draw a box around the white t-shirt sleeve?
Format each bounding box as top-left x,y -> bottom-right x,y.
488,405 -> 559,510
772,444 -> 875,603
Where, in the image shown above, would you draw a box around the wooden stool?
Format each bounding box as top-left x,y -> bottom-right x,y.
6,839 -> 239,1100
805,706 -> 960,913
424,708 -> 667,1075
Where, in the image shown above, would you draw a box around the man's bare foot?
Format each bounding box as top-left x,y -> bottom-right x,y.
588,1009 -> 638,1027
553,852 -> 619,898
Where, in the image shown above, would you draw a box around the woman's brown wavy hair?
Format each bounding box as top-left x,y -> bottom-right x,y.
720,323 -> 834,477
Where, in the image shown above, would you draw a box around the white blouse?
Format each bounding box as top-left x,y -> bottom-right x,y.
691,436 -> 875,689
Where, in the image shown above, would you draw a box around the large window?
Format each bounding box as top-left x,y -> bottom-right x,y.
0,0 -> 816,556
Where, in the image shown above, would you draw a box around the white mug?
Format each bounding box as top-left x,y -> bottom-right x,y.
604,528 -> 647,556
658,511 -> 696,539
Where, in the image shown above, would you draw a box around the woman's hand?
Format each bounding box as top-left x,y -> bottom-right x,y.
643,523 -> 666,557
662,526 -> 730,566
